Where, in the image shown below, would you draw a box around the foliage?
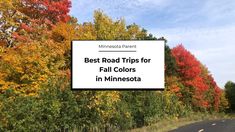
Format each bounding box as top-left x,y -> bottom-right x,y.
18,0 -> 71,23
119,91 -> 191,128
219,90 -> 229,112
225,81 -> 235,111
0,39 -> 68,95
0,80 -> 77,131
94,10 -> 153,40
0,4 -> 229,131
165,44 -> 178,76
0,0 -> 71,46
171,45 -> 221,111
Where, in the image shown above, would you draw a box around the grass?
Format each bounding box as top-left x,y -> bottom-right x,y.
129,112 -> 234,132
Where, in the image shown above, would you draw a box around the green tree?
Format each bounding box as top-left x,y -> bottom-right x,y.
165,45 -> 177,76
225,81 -> 235,111
0,80 -> 78,131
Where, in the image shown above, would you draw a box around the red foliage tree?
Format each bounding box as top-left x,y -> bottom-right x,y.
171,44 -> 220,110
19,0 -> 71,23
0,0 -> 71,46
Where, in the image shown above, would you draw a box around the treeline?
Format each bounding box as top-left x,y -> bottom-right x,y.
0,0 -> 230,131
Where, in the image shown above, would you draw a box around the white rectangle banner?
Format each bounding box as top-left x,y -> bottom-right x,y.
72,40 -> 165,89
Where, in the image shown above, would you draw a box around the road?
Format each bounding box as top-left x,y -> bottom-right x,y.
170,119 -> 235,132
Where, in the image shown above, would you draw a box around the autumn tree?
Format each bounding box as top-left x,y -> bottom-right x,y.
76,22 -> 97,40
200,65 -> 221,111
0,0 -> 71,47
126,23 -> 146,40
219,89 -> 229,111
0,0 -> 24,46
94,10 -> 127,40
94,10 -> 154,40
18,0 -> 71,23
165,44 -> 182,97
171,45 -> 220,110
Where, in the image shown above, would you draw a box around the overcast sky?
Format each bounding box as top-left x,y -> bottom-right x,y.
70,0 -> 235,88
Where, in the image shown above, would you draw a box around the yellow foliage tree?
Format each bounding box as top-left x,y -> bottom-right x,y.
0,39 -> 67,95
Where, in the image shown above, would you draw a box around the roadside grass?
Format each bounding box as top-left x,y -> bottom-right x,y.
226,112 -> 235,118
129,112 -> 234,132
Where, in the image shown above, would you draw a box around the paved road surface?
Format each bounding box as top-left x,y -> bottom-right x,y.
170,119 -> 235,132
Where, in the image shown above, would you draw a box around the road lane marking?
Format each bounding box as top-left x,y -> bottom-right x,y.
212,123 -> 216,126
198,129 -> 204,132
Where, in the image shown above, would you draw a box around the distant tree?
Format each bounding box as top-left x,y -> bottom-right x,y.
225,81 -> 235,111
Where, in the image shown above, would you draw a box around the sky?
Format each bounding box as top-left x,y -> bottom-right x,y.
70,0 -> 235,88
